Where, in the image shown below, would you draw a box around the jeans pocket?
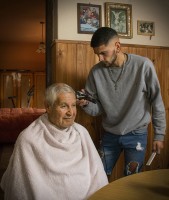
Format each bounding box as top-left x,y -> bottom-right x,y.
131,129 -> 148,136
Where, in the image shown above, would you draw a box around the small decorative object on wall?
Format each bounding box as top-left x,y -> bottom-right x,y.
77,3 -> 102,34
105,2 -> 132,38
137,20 -> 155,36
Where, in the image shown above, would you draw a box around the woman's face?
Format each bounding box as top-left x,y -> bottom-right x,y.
46,92 -> 77,129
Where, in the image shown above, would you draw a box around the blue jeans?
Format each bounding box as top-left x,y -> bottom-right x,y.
99,129 -> 148,176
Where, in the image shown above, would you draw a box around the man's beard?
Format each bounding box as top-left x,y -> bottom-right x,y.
103,53 -> 118,67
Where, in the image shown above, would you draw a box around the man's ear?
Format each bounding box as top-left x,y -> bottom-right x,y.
115,41 -> 121,53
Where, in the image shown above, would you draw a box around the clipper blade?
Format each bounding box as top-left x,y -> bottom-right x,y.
146,152 -> 156,166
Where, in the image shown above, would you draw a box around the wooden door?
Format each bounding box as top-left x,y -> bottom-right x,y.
33,72 -> 46,108
0,72 -> 17,108
17,72 -> 33,108
0,72 -> 33,108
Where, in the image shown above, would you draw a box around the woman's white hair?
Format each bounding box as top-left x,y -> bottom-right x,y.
45,83 -> 75,107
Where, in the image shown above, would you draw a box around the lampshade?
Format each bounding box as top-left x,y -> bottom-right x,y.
36,22 -> 46,53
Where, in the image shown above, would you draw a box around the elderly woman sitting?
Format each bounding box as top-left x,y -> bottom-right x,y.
1,83 -> 108,200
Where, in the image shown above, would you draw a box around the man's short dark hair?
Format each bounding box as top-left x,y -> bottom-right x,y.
91,27 -> 118,48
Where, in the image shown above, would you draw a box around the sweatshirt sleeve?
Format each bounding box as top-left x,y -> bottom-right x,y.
82,68 -> 104,116
145,59 -> 166,140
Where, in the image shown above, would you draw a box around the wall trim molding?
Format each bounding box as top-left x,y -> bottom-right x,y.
52,39 -> 169,50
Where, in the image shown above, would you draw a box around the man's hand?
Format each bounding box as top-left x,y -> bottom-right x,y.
76,98 -> 89,107
76,89 -> 89,107
153,140 -> 164,154
76,89 -> 96,105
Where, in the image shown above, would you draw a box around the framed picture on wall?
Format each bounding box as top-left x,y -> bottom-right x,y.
105,2 -> 132,38
77,3 -> 102,34
137,20 -> 155,36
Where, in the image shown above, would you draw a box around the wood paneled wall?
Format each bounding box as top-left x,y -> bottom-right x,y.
52,40 -> 169,181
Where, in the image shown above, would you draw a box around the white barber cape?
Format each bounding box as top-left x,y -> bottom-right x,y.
1,114 -> 108,200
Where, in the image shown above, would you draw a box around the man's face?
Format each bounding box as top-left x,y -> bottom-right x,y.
46,92 -> 77,129
93,39 -> 119,67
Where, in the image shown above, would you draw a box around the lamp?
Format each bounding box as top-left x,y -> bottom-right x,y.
36,21 -> 46,53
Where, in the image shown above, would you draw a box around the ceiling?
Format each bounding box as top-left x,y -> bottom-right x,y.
0,0 -> 46,43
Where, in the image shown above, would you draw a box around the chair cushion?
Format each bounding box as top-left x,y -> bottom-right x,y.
0,108 -> 46,143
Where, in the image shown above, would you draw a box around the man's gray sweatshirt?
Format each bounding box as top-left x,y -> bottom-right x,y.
83,54 -> 166,141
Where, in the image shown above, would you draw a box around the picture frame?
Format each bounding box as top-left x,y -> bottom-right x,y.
105,2 -> 132,38
137,20 -> 155,36
77,3 -> 102,34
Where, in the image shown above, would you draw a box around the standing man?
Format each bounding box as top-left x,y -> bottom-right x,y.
77,27 -> 166,178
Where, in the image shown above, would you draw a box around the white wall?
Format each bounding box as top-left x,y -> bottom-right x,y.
55,0 -> 169,47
